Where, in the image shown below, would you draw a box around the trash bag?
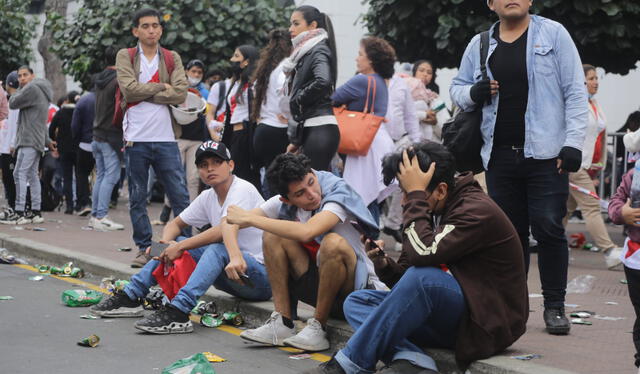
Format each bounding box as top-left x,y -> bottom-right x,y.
61,289 -> 103,307
162,353 -> 215,374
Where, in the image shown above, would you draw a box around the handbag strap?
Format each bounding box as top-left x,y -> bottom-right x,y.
363,75 -> 377,114
479,30 -> 490,105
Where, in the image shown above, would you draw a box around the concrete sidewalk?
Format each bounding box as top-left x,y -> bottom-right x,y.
0,202 -> 634,374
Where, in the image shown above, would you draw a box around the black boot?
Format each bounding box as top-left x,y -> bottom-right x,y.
543,307 -> 570,335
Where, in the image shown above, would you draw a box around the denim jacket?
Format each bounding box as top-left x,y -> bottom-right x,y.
278,170 -> 379,290
450,15 -> 588,169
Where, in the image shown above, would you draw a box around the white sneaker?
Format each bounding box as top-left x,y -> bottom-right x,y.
98,216 -> 124,231
240,311 -> 296,346
282,317 -> 330,352
605,247 -> 623,270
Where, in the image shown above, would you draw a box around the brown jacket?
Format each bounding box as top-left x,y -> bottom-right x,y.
115,45 -> 187,138
376,173 -> 528,365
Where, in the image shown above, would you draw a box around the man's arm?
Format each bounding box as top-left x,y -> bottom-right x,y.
449,35 -> 480,112
227,205 -> 341,243
556,26 -> 588,151
159,216 -> 223,262
221,219 -> 246,282
115,49 -> 165,103
150,52 -> 188,106
8,85 -> 34,110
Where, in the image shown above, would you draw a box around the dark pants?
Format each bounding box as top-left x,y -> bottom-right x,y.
486,147 -> 569,308
75,149 -> 95,208
624,265 -> 640,367
59,151 -> 75,210
301,124 -> 340,171
1,154 -> 16,209
228,125 -> 261,191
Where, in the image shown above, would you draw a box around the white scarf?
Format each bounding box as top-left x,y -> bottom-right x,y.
282,29 -> 328,74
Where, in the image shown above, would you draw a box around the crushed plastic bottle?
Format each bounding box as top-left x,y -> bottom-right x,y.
566,275 -> 596,294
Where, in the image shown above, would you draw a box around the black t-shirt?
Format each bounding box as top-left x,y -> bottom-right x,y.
489,27 -> 529,147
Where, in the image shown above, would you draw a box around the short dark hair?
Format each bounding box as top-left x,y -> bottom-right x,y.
104,46 -> 117,66
66,90 -> 79,104
583,63 -> 596,76
18,65 -> 33,74
361,36 -> 396,79
266,153 -> 313,198
412,59 -> 440,94
625,111 -> 640,133
132,8 -> 162,28
382,141 -> 456,192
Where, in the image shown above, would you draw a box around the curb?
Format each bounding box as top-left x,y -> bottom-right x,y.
0,232 -> 577,374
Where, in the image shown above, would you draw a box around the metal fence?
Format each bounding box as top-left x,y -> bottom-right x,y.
599,132 -> 630,199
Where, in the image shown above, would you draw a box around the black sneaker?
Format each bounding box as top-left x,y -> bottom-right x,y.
90,289 -> 144,318
134,304 -> 193,334
27,210 -> 44,224
543,307 -> 570,335
0,207 -> 14,220
0,210 -> 26,225
303,357 -> 346,374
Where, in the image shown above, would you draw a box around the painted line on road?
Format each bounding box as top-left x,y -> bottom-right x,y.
14,263 -> 331,363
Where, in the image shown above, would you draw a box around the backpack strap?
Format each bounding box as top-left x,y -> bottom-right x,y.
161,48 -> 175,76
127,47 -> 136,65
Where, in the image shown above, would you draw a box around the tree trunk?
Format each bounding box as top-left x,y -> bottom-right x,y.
38,0 -> 69,102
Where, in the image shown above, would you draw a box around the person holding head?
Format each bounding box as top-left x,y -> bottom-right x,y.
0,72 -> 19,217
564,64 -> 622,267
410,60 -> 450,142
91,46 -> 125,230
115,8 -> 191,268
331,36 -> 397,224
304,142 -> 528,374
90,140 -> 271,333
283,5 -> 340,171
48,90 -> 80,215
251,28 -> 293,191
450,0 -> 588,335
4,66 -> 54,225
227,153 -> 387,352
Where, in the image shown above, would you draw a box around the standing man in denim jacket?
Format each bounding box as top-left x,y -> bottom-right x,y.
450,0 -> 588,335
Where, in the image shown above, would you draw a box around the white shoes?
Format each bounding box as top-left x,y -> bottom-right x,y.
240,311 -> 295,346
90,216 -> 124,231
282,317 -> 330,352
605,247 -> 623,270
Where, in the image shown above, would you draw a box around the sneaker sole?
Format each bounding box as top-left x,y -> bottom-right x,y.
134,320 -> 194,334
282,338 -> 330,352
239,331 -> 288,346
90,307 -> 144,318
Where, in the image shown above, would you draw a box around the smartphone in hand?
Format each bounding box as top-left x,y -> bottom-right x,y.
240,273 -> 254,288
149,241 -> 169,258
350,220 -> 385,256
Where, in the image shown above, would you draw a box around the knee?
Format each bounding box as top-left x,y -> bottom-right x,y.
318,233 -> 351,261
262,232 -> 283,255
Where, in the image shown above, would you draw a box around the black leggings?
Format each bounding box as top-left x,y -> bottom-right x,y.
301,124 -> 340,171
253,124 -> 288,169
1,154 -> 15,209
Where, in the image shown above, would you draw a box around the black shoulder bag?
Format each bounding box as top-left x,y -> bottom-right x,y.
442,31 -> 490,174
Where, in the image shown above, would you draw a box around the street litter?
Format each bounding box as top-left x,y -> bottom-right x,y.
202,352 -> 225,363
37,261 -> 85,278
565,303 -> 580,308
143,286 -> 166,310
25,227 -> 47,231
0,248 -> 27,264
100,277 -> 129,293
162,353 -> 215,374
117,247 -> 132,252
621,279 -> 629,284
192,300 -> 218,316
528,293 -> 543,298
605,301 -> 619,305
570,312 -> 592,318
81,226 -> 93,231
0,296 -> 14,300
61,289 -> 103,307
566,275 -> 596,294
80,314 -> 100,320
571,318 -> 592,325
289,354 -> 312,360
12,226 -> 23,231
222,311 -> 244,326
594,315 -> 626,321
28,275 -> 44,281
511,354 -> 541,360
200,313 -> 223,328
77,334 -> 100,347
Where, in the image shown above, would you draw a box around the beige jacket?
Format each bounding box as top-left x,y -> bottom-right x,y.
115,45 -> 187,138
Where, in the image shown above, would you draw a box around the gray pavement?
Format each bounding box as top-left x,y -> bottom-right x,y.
0,264 -> 320,374
0,202 -> 637,373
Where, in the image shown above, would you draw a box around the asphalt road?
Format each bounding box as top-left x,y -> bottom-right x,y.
0,264 -> 322,374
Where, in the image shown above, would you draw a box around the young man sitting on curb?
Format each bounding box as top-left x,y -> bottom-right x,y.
90,141 -> 271,333
226,153 -> 388,352
305,142 -> 529,374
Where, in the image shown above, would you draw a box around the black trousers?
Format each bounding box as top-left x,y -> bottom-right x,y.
75,149 -> 95,208
1,153 -> 16,209
301,124 -> 340,171
625,265 -> 640,367
253,124 -> 288,169
59,151 -> 75,209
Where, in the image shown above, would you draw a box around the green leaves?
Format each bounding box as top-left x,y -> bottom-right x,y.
363,0 -> 640,75
0,0 -> 35,79
47,0 -> 292,89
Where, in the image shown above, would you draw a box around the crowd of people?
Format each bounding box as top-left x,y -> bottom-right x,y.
2,0 -> 640,373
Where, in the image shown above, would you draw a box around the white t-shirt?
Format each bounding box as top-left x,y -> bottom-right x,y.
260,196 -> 387,290
123,51 -> 175,142
227,81 -> 250,124
259,62 -> 288,128
207,79 -> 232,119
179,177 -> 265,263
0,108 -> 18,154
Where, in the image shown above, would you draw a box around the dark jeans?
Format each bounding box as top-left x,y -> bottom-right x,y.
485,147 -> 569,308
59,151 -> 75,210
624,265 -> 640,367
1,154 -> 16,209
75,149 -> 95,208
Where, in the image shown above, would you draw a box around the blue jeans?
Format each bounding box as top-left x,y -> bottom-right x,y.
485,147 -> 569,308
124,243 -> 272,314
125,142 -> 191,250
335,267 -> 465,374
91,141 -> 120,219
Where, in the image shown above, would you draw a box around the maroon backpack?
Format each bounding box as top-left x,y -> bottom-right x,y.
113,47 -> 176,127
